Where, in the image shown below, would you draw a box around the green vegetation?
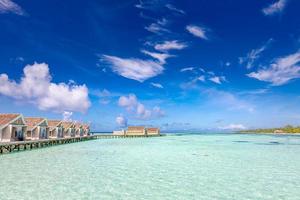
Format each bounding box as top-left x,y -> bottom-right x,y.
240,125 -> 300,134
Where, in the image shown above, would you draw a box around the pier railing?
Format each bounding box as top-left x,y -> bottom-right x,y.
0,134 -> 163,154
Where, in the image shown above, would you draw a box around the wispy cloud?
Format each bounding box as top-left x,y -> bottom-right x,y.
150,82 -> 163,89
239,39 -> 273,69
180,67 -> 227,89
141,50 -> 173,64
0,62 -> 91,113
118,94 -> 165,120
135,0 -> 165,11
165,4 -> 185,14
209,76 -> 226,84
204,89 -> 255,113
247,50 -> 300,86
154,40 -> 187,52
145,23 -> 169,34
145,18 -> 169,34
186,25 -> 209,40
102,55 -> 164,82
0,0 -> 25,15
180,67 -> 195,72
262,0 -> 287,16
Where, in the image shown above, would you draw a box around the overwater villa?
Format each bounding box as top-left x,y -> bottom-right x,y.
48,120 -> 64,139
0,114 -> 27,142
82,124 -> 90,136
113,130 -> 126,135
126,126 -> 146,136
62,121 -> 76,138
146,128 -> 160,136
25,117 -> 49,140
75,123 -> 83,137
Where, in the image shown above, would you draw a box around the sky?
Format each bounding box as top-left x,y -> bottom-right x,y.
0,0 -> 300,132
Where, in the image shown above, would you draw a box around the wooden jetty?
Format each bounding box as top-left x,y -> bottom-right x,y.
0,134 -> 164,154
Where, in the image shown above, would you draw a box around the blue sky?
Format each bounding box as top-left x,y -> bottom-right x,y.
0,0 -> 300,131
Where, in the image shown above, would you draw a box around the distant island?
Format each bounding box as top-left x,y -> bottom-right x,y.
239,125 -> 300,134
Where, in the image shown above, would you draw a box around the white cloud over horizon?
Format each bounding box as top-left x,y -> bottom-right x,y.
0,0 -> 25,15
0,62 -> 91,113
219,123 -> 246,130
262,0 -> 287,16
247,50 -> 300,86
186,25 -> 208,40
118,94 -> 164,120
102,55 -> 164,82
116,115 -> 128,127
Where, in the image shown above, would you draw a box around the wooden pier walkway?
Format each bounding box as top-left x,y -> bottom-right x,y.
0,134 -> 163,154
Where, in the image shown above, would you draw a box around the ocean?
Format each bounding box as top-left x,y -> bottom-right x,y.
1,133 -> 300,199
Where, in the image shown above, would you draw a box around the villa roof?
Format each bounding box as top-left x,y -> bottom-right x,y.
25,117 -> 47,131
61,121 -> 74,129
48,120 -> 62,127
82,124 -> 90,129
147,128 -> 159,131
0,113 -> 21,126
75,123 -> 83,129
128,126 -> 145,131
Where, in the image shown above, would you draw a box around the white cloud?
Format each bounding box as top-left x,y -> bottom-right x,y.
239,39 -> 273,69
135,0 -> 164,11
180,67 -> 194,72
209,76 -> 226,84
150,82 -> 163,88
141,50 -> 173,64
180,67 -> 227,89
118,94 -> 164,120
219,124 -> 246,130
63,111 -> 73,121
186,25 -> 208,40
0,0 -> 25,15
118,94 -> 138,111
102,55 -> 164,82
0,62 -> 91,113
247,50 -> 300,86
154,40 -> 187,52
145,18 -> 169,34
165,4 -> 185,14
116,115 -> 127,127
145,23 -> 169,34
262,0 -> 287,16
197,75 -> 205,82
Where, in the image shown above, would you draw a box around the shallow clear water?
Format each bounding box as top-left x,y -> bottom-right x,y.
1,133 -> 300,200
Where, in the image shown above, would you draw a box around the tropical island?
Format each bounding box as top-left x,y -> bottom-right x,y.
239,125 -> 300,134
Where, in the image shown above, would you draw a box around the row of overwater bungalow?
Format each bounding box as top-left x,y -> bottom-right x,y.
0,114 -> 90,143
113,126 -> 160,136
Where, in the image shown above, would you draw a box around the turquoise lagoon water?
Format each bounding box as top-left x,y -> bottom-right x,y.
1,133 -> 300,200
